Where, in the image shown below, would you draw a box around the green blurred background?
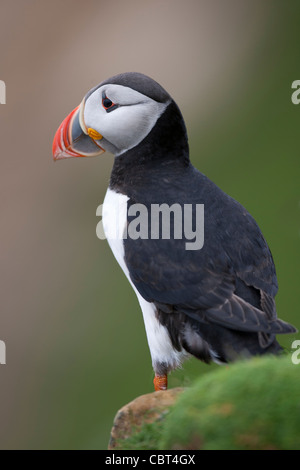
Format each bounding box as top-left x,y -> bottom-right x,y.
0,0 -> 299,449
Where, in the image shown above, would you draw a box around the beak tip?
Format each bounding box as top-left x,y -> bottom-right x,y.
52,148 -> 59,161
52,125 -> 64,161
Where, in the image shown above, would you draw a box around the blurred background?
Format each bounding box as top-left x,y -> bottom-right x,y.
0,0 -> 299,449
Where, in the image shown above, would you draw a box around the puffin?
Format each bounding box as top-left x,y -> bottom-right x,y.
53,72 -> 296,391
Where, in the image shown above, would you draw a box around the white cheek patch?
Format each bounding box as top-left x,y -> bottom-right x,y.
100,102 -> 165,150
84,84 -> 170,155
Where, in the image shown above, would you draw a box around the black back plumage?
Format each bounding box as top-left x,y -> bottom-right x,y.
109,77 -> 296,365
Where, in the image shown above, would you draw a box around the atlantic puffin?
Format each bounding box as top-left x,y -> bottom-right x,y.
53,72 -> 296,391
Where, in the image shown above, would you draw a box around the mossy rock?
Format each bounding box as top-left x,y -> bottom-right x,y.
162,355 -> 300,449
109,388 -> 184,450
117,355 -> 300,450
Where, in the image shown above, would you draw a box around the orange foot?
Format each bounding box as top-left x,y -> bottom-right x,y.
153,374 -> 168,391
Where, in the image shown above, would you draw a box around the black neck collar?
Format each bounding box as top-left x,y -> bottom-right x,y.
109,100 -> 190,194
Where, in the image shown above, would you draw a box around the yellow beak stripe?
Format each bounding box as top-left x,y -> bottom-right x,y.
88,128 -> 103,140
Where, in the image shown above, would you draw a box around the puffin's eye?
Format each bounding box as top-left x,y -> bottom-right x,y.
103,97 -> 113,109
102,93 -> 117,112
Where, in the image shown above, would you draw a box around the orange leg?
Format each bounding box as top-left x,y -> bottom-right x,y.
153,374 -> 168,391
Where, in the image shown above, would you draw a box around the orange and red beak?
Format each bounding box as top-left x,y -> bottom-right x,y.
52,100 -> 105,160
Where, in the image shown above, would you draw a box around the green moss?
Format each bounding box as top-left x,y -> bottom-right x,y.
162,355 -> 300,450
117,355 -> 300,450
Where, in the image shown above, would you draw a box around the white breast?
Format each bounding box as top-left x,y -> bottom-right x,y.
102,187 -> 187,372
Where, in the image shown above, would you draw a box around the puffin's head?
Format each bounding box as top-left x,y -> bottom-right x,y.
52,72 -> 173,160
